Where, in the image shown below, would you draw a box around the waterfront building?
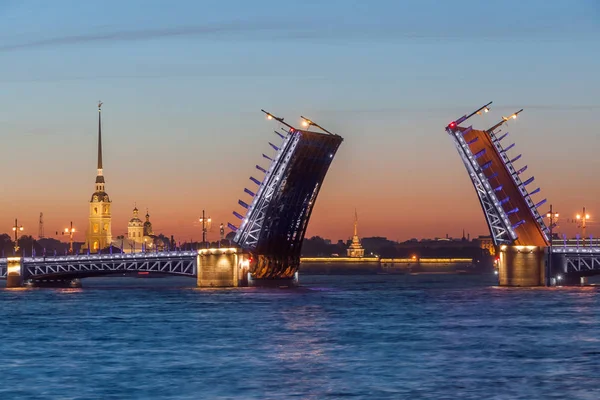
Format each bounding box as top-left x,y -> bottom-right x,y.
476,235 -> 496,256
86,102 -> 112,252
123,207 -> 157,252
347,210 -> 365,258
127,206 -> 144,243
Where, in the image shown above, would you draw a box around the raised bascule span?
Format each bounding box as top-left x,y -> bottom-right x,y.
0,110 -> 343,288
229,110 -> 343,284
446,102 -> 599,286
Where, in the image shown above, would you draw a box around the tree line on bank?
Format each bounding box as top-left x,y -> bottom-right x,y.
300,236 -> 492,261
0,233 -> 489,261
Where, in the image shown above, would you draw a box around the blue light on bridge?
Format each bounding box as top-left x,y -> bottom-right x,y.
497,132 -> 509,142
473,149 -> 486,159
503,143 -> 515,152
523,176 -> 535,186
481,161 -> 493,171
269,142 -> 279,151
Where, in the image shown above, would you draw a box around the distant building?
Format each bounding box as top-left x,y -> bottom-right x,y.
86,102 -> 112,252
122,207 -> 158,252
347,210 -> 365,258
477,235 -> 495,256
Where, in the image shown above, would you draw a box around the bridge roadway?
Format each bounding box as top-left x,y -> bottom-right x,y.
461,127 -> 547,247
0,251 -> 198,281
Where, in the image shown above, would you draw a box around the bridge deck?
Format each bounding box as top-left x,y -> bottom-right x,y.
462,128 -> 547,247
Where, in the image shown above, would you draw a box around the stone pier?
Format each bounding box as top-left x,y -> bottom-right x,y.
6,257 -> 24,288
498,245 -> 546,286
196,248 -> 250,287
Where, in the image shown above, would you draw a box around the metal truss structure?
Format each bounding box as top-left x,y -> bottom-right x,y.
446,102 -> 549,247
231,111 -> 343,279
553,247 -> 600,273
0,251 -> 197,281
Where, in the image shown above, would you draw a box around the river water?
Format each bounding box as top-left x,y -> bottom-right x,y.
1,274 -> 599,399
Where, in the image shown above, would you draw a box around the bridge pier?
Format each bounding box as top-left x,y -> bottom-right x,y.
6,257 -> 24,288
498,245 -> 546,286
196,248 -> 249,287
247,272 -> 299,288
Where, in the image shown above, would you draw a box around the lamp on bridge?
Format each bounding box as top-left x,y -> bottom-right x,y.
12,219 -> 24,256
546,206 -> 559,286
576,208 -> 591,247
62,222 -> 76,254
199,210 -> 212,248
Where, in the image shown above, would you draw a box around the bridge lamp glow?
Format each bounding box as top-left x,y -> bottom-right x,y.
557,274 -> 563,281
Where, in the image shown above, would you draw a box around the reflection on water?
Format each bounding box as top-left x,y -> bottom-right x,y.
1,274 -> 600,399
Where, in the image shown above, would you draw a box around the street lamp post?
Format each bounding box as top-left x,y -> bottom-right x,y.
546,206 -> 559,286
199,210 -> 212,248
12,219 -> 24,256
576,207 -> 590,247
62,221 -> 76,254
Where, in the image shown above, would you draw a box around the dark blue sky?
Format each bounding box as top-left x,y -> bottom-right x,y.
0,0 -> 598,241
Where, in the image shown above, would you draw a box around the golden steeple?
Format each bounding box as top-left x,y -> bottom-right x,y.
347,209 -> 365,258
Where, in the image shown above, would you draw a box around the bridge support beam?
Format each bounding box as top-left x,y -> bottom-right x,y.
197,248 -> 250,287
498,245 -> 546,286
6,257 -> 24,288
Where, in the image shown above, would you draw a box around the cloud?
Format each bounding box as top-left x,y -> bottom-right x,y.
0,21 -> 286,52
2,15 -> 595,54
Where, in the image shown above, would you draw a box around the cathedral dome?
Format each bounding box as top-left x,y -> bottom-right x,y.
128,207 -> 143,227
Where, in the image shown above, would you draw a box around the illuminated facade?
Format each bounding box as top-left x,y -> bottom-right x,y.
127,207 -> 144,243
124,207 -> 156,252
477,235 -> 495,256
347,210 -> 365,257
86,103 -> 112,252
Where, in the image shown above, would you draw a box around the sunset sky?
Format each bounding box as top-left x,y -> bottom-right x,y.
0,0 -> 599,244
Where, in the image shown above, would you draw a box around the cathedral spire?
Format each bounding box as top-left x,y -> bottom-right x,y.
97,101 -> 103,173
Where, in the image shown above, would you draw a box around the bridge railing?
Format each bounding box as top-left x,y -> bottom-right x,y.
551,247 -> 600,254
